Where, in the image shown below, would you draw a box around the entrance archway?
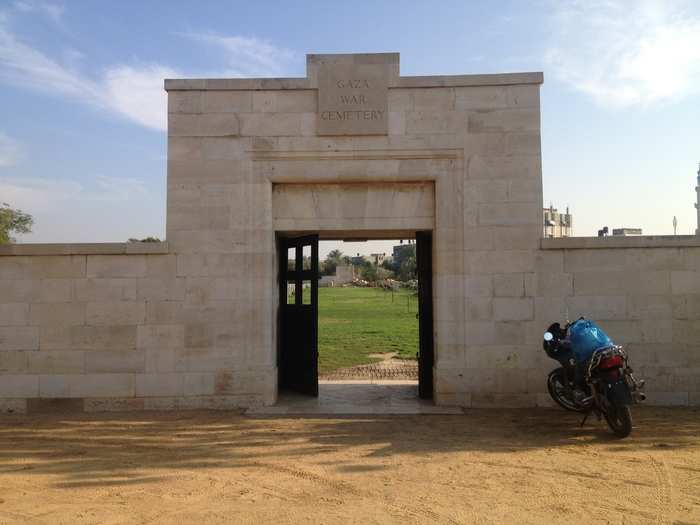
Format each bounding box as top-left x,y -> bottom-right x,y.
276,230 -> 434,406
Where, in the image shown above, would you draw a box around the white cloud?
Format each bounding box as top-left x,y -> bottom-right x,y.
13,1 -> 64,24
0,17 -> 297,132
0,17 -> 172,130
545,0 -> 700,106
184,33 -> 296,77
102,65 -> 177,131
0,132 -> 23,167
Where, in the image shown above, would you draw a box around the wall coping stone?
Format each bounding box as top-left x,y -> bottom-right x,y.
0,242 -> 169,256
541,236 -> 700,250
165,72 -> 544,91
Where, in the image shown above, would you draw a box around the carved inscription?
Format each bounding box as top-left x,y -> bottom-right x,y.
317,64 -> 388,135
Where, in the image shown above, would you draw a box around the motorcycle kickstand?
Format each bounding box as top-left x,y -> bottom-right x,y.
580,411 -> 591,427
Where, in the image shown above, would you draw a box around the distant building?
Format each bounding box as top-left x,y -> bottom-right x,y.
543,205 -> 572,238
392,241 -> 415,259
350,253 -> 370,266
612,228 -> 643,236
319,265 -> 355,287
370,253 -> 386,265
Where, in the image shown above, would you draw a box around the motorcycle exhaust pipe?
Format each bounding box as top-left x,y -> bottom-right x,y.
634,392 -> 646,402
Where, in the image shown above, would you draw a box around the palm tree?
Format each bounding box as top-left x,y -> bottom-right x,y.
327,249 -> 343,260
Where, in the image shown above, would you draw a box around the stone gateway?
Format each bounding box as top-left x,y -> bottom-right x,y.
1,53 -> 700,413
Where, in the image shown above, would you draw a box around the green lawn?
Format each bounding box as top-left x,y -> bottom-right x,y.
318,287 -> 418,374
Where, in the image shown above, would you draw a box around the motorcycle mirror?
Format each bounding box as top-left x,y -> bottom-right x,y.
543,332 -> 554,342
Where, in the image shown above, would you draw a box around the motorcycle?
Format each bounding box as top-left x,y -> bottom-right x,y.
542,318 -> 646,438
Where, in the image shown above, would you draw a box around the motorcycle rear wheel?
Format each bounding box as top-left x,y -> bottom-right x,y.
604,403 -> 633,438
547,368 -> 586,413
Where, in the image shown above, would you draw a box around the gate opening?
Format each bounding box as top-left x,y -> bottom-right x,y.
276,232 -> 435,411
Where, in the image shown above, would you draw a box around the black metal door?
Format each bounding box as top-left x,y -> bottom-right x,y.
278,234 -> 319,396
416,231 -> 434,399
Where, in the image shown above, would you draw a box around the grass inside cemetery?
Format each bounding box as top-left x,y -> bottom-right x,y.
318,287 -> 419,374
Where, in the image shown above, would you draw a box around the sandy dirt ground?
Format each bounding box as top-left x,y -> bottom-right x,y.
0,407 -> 699,524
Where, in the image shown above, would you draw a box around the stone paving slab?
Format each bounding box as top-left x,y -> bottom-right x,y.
247,381 -> 463,415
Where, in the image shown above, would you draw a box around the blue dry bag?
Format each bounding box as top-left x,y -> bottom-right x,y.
568,319 -> 614,362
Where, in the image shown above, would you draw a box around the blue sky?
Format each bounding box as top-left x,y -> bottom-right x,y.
1,0 -> 699,256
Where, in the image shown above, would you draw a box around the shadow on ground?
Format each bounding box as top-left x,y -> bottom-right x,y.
0,407 -> 698,489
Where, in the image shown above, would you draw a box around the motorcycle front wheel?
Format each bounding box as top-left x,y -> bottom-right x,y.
604,402 -> 633,438
547,368 -> 586,413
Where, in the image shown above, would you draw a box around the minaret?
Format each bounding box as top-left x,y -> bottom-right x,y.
696,163 -> 700,235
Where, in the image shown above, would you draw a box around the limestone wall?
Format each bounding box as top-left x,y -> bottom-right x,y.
0,244 -> 275,413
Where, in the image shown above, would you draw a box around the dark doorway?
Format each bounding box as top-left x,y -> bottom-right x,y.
416,231 -> 434,399
278,234 -> 319,396
277,231 -> 434,401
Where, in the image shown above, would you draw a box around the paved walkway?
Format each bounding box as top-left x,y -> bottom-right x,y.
247,380 -> 463,415
319,354 -> 418,381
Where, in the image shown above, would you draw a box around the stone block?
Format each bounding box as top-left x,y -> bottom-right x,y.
84,398 -> 145,412
29,303 -> 85,326
412,88 -> 455,111
201,91 -> 253,113
466,298 -> 492,321
168,137 -> 202,161
478,202 -> 540,226
137,324 -> 184,349
471,392 -> 536,408
566,295 -> 627,320
467,155 -> 541,181
0,279 -> 33,302
671,271 -> 700,294
201,137 -> 250,160
168,91 -> 202,114
534,297 -> 567,321
85,350 -> 145,373
493,274 -> 525,297
0,303 -> 29,325
30,256 -> 85,279
168,160 -> 251,186
0,398 -> 27,414
534,251 -> 564,273
74,278 -> 137,302
468,109 -> 539,133
628,294 -> 673,320
36,279 -> 73,302
0,350 -> 28,372
183,372 -> 216,395
39,373 -> 134,398
136,278 -> 185,301
626,248 -> 685,271
135,373 -> 183,397
535,272 -> 573,297
574,270 -> 670,296
469,250 -> 535,274
455,86 -> 507,110
0,375 -> 39,397
464,275 -> 493,297
0,326 -> 39,350
146,302 -> 183,324
493,298 -> 533,321
86,302 -> 146,325
70,325 -> 137,350
0,257 -> 32,279
170,113 -> 240,137
87,255 -> 147,278
564,249 -> 627,273
27,398 -> 84,413
27,350 -> 85,374
239,113 -> 302,136
145,347 -> 176,373
644,391 -> 688,406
